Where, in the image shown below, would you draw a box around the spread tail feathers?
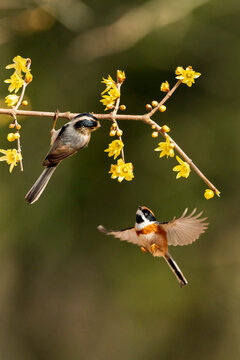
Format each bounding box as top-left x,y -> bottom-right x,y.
164,253 -> 188,287
25,166 -> 57,204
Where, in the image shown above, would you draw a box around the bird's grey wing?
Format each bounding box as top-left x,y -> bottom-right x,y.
160,208 -> 209,246
42,138 -> 76,166
98,225 -> 141,246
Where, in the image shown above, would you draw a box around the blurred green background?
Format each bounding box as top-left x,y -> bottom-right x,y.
0,0 -> 239,359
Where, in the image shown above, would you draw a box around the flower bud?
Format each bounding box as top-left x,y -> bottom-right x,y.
16,124 -> 21,130
204,189 -> 214,200
14,133 -> 20,139
160,81 -> 170,92
152,131 -> 158,138
7,133 -> 15,142
25,72 -> 33,84
162,125 -> 170,132
159,105 -> 166,112
152,101 -> 158,107
120,105 -> 126,111
110,130 -> 116,136
146,104 -> 152,111
21,100 -> 28,106
9,123 -> 15,129
117,70 -> 126,83
117,129 -> 123,136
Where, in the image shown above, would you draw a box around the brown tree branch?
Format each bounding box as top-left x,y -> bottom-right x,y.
0,78 -> 220,195
0,106 -> 220,195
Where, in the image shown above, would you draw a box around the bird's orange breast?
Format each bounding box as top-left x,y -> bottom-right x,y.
136,223 -> 166,236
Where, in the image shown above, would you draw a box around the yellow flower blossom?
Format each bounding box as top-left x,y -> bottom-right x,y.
101,75 -> 115,95
204,189 -> 214,200
4,72 -> 24,93
175,66 -> 184,76
108,85 -> 120,99
5,94 -> 19,107
155,136 -> 174,158
117,70 -> 126,83
105,140 -> 124,159
109,159 -> 134,182
160,81 -> 170,92
0,149 -> 22,173
5,56 -> 29,74
100,83 -> 120,110
100,95 -> 115,110
173,156 -> 191,179
109,163 -> 121,179
175,66 -> 201,87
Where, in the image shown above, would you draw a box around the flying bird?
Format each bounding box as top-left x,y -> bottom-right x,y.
25,113 -> 100,204
98,206 -> 208,287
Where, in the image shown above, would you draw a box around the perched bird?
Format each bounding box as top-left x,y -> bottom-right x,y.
98,206 -> 208,287
25,113 -> 100,204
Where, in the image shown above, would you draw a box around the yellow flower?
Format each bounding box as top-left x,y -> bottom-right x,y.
176,66 -> 201,87
155,136 -> 174,158
4,73 -> 24,93
105,140 -> 124,159
160,81 -> 170,92
117,70 -> 126,83
108,85 -> 120,99
173,156 -> 191,179
100,83 -> 120,110
5,94 -> 19,107
100,95 -> 115,110
0,149 -> 22,173
109,159 -> 134,182
204,189 -> 214,200
109,163 -> 121,179
5,56 -> 29,74
101,75 -> 115,95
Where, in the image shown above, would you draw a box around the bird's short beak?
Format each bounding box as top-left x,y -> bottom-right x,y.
138,206 -> 142,210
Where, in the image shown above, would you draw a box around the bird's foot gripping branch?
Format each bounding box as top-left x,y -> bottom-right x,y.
0,56 -> 220,201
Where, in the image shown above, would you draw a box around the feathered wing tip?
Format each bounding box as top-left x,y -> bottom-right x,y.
97,225 -> 140,245
98,225 -> 109,234
25,166 -> 56,204
164,253 -> 188,287
164,208 -> 209,246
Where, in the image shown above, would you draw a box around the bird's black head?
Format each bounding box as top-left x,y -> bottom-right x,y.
136,206 -> 156,223
73,113 -> 100,131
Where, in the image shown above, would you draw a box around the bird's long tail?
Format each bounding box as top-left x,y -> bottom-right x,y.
164,253 -> 188,287
25,166 -> 57,204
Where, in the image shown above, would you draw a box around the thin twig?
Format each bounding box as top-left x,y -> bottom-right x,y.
146,80 -> 182,118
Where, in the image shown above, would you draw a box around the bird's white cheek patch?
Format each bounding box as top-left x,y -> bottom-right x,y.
135,220 -> 155,231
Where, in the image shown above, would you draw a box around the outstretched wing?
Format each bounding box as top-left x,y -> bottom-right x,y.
98,225 -> 141,246
161,208 -> 209,246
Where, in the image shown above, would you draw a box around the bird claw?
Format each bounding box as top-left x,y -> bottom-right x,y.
150,243 -> 161,253
52,109 -> 60,130
140,246 -> 148,254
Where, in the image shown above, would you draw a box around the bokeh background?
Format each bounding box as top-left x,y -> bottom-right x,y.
0,0 -> 239,359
